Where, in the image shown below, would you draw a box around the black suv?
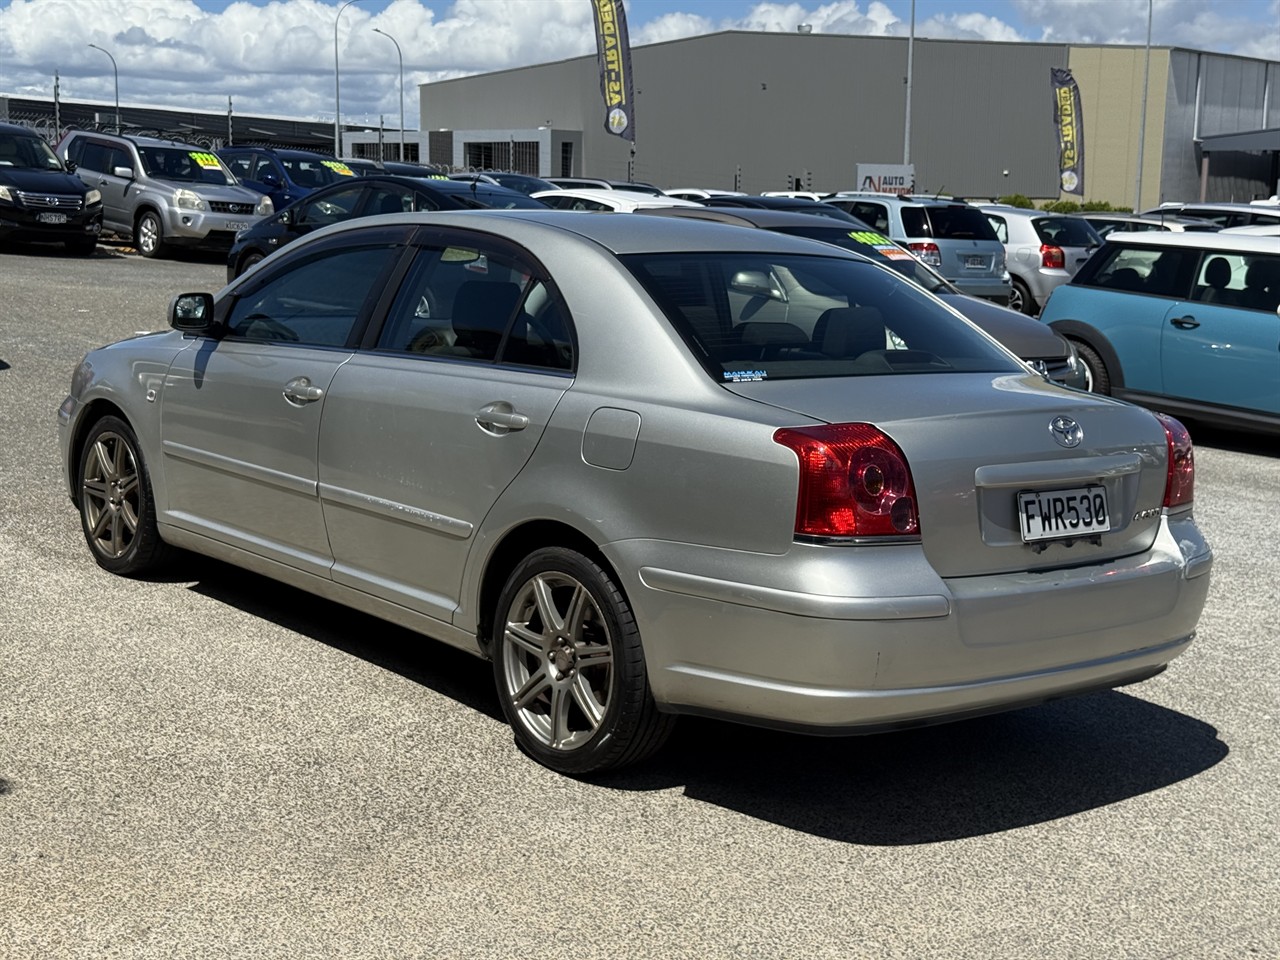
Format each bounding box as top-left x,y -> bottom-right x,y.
0,122 -> 103,254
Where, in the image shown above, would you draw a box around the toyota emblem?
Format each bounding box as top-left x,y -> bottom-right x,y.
1049,416 -> 1084,448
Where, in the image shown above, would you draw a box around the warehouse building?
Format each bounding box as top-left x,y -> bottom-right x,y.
419,31 -> 1280,208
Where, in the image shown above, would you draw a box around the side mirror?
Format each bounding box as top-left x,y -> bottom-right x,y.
112,165 -> 134,179
169,292 -> 218,334
277,209 -> 292,226
64,159 -> 78,173
730,270 -> 786,302
261,173 -> 282,188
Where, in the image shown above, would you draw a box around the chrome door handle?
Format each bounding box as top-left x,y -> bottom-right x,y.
282,376 -> 324,404
1170,316 -> 1200,330
476,403 -> 529,432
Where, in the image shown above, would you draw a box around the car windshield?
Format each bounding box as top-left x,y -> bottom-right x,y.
279,156 -> 347,188
0,132 -> 63,170
775,226 -> 954,293
1034,217 -> 1101,247
138,147 -> 234,185
622,253 -> 1017,383
907,205 -> 999,241
491,174 -> 559,195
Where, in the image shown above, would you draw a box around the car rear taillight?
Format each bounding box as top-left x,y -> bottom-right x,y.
1154,413 -> 1194,508
907,242 -> 942,268
773,423 -> 920,537
1040,244 -> 1065,269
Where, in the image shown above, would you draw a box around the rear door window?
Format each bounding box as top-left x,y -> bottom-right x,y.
1034,217 -> 1099,246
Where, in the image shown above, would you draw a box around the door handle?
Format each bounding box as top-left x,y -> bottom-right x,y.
1170,316 -> 1200,330
476,403 -> 529,432
282,376 -> 324,404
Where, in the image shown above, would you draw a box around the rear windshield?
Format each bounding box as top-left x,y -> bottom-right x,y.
905,205 -> 999,241
138,147 -> 234,185
776,226 -> 953,293
1034,217 -> 1101,247
621,253 -> 1017,383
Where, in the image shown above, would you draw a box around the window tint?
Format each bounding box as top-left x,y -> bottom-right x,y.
297,184 -> 365,225
922,206 -> 998,241
222,153 -> 253,179
377,242 -> 573,371
227,245 -> 401,346
899,206 -> 929,236
278,155 -> 344,189
777,226 -> 952,293
623,253 -> 1017,383
1078,244 -> 1194,297
1034,217 -> 1100,247
1193,253 -> 1280,311
77,141 -> 130,174
366,184 -> 415,216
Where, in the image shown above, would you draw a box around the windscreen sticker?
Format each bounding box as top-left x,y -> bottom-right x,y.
322,161 -> 356,176
189,151 -> 222,170
722,369 -> 769,382
876,246 -> 915,260
848,230 -> 893,246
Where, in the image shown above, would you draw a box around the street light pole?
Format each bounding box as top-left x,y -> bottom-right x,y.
372,27 -> 405,162
333,0 -> 364,157
86,43 -> 120,134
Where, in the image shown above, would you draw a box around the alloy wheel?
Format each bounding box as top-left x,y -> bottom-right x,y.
80,431 -> 141,559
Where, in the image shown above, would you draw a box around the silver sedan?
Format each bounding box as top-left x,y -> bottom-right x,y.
57,211 -> 1213,775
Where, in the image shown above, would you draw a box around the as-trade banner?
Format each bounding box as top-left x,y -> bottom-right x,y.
591,0 -> 635,140
1051,67 -> 1084,196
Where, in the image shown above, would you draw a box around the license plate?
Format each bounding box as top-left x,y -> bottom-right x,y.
38,212 -> 68,224
225,221 -> 248,232
964,255 -> 986,269
1017,485 -> 1110,542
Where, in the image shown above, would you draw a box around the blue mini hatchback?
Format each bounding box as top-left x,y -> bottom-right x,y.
1038,231 -> 1280,434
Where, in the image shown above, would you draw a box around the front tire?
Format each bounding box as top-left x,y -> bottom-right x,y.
77,416 -> 173,575
236,250 -> 265,277
1073,341 -> 1111,395
135,210 -> 166,259
492,547 -> 675,775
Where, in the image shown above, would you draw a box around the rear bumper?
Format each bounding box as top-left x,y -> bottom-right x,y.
608,513 -> 1211,731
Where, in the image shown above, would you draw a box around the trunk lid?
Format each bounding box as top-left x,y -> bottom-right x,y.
727,372 -> 1170,578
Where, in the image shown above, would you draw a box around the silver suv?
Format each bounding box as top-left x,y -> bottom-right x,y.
980,205 -> 1102,315
823,193 -> 1011,303
56,130 -> 271,258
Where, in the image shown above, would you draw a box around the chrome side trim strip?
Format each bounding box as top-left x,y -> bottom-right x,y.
318,483 -> 473,539
974,453 -> 1143,489
161,439 -> 315,496
638,566 -> 951,621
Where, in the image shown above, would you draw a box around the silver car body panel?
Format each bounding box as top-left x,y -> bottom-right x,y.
58,210 -> 1212,733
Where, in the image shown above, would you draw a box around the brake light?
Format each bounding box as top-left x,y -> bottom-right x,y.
1040,244 -> 1065,269
773,423 -> 920,537
1154,413 -> 1194,508
907,242 -> 942,267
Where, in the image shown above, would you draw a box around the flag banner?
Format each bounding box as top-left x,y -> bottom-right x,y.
591,0 -> 635,140
1051,67 -> 1084,196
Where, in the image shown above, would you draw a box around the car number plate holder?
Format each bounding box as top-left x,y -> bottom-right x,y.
964,255 -> 985,269
38,212 -> 68,224
1017,485 -> 1110,542
225,221 -> 249,232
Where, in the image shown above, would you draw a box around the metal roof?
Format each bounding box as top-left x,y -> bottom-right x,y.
1200,127 -> 1280,152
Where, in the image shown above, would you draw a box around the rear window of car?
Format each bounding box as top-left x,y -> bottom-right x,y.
915,206 -> 999,241
621,253 -> 1017,383
1034,217 -> 1101,247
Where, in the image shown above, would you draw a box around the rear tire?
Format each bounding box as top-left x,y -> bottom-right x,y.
1073,341 -> 1111,395
77,415 -> 174,576
492,546 -> 675,775
1009,277 -> 1036,315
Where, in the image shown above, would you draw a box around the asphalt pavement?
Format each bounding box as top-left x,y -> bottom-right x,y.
1,242 -> 1277,959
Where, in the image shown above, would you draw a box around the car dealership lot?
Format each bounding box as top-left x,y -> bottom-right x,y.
2,245 -> 1277,958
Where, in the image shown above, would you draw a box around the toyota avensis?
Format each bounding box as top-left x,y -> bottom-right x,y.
58,211 -> 1212,775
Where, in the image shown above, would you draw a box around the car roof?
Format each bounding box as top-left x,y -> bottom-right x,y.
1107,230 -> 1280,253
294,208 -> 867,258
1146,202 -> 1277,213
641,206 -> 864,230
0,122 -> 43,137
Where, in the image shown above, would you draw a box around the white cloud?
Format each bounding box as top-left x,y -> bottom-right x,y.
1016,0 -> 1280,57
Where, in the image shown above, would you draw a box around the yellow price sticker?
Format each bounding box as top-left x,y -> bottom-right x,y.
322,161 -> 355,176
189,151 -> 222,170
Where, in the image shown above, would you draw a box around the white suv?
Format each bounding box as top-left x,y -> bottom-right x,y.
56,130 -> 272,258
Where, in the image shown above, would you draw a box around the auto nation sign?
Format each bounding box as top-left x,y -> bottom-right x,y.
856,164 -> 915,195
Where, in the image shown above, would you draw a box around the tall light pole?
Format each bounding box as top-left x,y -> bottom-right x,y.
86,43 -> 120,134
333,0 -> 365,157
1133,0 -> 1154,211
372,27 -> 405,162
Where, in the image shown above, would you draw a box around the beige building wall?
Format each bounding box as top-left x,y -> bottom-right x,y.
1067,46 -> 1169,210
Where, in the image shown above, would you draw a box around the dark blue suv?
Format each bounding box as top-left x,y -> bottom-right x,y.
217,147 -> 357,211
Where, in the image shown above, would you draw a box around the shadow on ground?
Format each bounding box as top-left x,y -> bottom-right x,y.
1188,422 -> 1277,458
187,556 -> 1227,845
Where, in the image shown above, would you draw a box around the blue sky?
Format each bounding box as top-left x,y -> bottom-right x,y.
2,0 -> 1277,121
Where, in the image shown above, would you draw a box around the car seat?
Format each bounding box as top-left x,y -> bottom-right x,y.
1201,257 -> 1235,304
445,281 -> 523,359
1243,258 -> 1280,312
812,307 -> 886,358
